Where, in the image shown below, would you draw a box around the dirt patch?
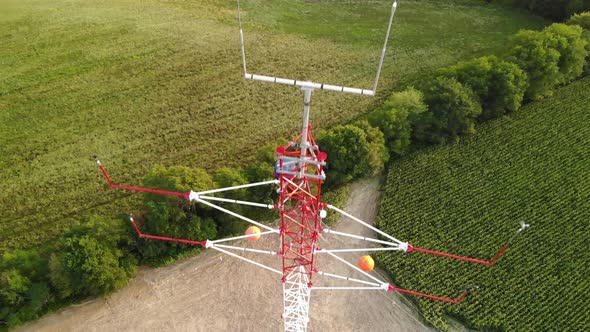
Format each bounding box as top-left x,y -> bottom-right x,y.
18,177 -> 432,332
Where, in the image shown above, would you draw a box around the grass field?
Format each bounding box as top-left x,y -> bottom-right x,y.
377,77 -> 590,331
0,0 -> 545,252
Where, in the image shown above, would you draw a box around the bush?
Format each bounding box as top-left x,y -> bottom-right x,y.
508,29 -> 561,100
318,124 -> 381,187
495,0 -> 590,22
368,88 -> 426,155
415,77 -> 482,143
566,11 -> 590,74
48,216 -> 136,299
142,165 -> 215,203
0,249 -> 52,328
353,120 -> 389,175
544,23 -> 588,83
439,56 -> 528,120
567,11 -> 590,29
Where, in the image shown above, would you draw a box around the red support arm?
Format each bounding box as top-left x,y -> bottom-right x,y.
407,243 -> 509,266
129,217 -> 206,247
387,284 -> 473,304
97,161 -> 190,200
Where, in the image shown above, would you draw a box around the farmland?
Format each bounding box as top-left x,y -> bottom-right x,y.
377,76 -> 590,331
0,0 -> 545,252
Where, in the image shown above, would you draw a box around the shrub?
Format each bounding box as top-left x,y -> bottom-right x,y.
566,11 -> 590,74
317,124 -> 376,187
142,165 -> 215,201
0,249 -> 51,328
353,120 -> 389,175
48,216 -> 136,298
368,88 -> 426,155
544,23 -> 588,83
439,56 -> 528,120
508,29 -> 561,100
567,11 -> 590,30
415,77 -> 482,143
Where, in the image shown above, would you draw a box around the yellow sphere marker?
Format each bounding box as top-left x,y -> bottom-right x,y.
358,255 -> 375,272
245,225 -> 261,241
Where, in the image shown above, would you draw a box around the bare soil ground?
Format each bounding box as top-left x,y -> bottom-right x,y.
18,178 -> 432,332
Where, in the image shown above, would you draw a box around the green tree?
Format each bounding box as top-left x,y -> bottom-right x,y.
566,12 -> 590,74
142,165 -> 215,204
368,88 -> 426,155
317,124 -> 375,187
439,56 -> 528,120
48,216 -> 136,298
508,29 -> 561,100
0,249 -> 50,327
353,120 -> 389,175
416,77 -> 482,143
214,167 -> 249,200
544,23 -> 588,83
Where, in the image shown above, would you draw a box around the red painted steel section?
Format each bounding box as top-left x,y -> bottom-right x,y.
130,218 -> 206,247
409,244 -> 510,266
277,125 -> 324,286
388,285 -> 470,304
99,164 -> 190,199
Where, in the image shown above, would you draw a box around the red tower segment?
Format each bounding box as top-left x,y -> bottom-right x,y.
276,125 -> 325,287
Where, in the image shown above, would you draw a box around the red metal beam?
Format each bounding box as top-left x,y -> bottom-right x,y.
98,162 -> 190,200
387,284 -> 471,304
407,244 -> 509,266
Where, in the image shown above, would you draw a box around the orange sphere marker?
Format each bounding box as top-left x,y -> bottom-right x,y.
245,225 -> 261,241
358,255 -> 375,272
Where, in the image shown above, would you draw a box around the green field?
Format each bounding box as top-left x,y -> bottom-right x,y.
377,77 -> 590,331
0,0 -> 544,252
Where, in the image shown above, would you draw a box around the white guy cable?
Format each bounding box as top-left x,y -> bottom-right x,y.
196,198 -> 277,232
327,205 -> 404,245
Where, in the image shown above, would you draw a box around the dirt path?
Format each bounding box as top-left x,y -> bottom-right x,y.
18,178 -> 432,332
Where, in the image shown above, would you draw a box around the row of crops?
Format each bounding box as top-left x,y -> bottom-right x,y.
376,77 -> 590,330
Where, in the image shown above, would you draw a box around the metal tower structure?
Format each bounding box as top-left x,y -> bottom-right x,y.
96,1 -> 529,331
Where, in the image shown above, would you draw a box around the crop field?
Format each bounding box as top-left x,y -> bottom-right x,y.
0,0 -> 544,252
377,77 -> 590,331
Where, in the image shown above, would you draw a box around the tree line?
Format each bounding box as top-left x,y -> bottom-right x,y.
493,0 -> 590,21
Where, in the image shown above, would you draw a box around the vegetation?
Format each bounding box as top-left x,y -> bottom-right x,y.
49,216 -> 136,299
415,77 -> 482,143
495,0 -> 590,21
5,0 -> 586,329
0,0 -> 545,254
567,11 -> 590,74
376,76 -> 590,331
438,56 -> 528,120
368,88 -> 426,156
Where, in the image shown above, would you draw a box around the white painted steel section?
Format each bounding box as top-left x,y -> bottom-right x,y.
311,286 -> 383,291
327,205 -> 404,245
283,266 -> 312,332
245,73 -> 375,96
196,198 -> 278,232
316,247 -> 403,254
373,1 -> 398,92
